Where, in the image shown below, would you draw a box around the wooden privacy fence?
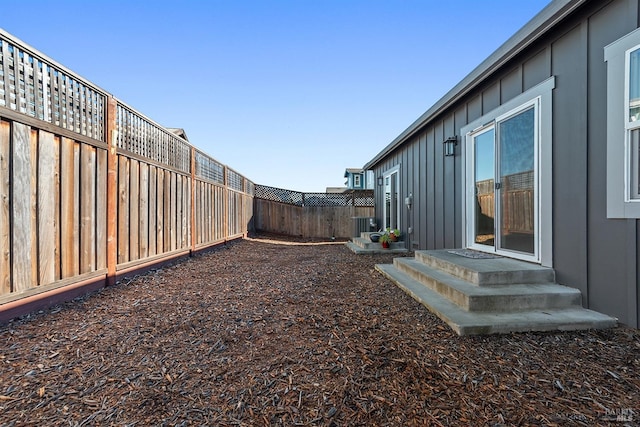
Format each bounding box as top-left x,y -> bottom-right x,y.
0,30 -> 254,317
254,185 -> 374,238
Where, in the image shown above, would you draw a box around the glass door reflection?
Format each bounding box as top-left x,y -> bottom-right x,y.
498,107 -> 535,254
473,128 -> 495,247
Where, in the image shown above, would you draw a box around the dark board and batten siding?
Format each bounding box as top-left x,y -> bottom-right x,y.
586,0 -> 639,326
368,0 -> 640,327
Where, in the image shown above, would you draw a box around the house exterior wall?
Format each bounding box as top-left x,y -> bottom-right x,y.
364,170 -> 375,189
369,0 -> 640,327
345,171 -> 369,190
345,173 -> 354,189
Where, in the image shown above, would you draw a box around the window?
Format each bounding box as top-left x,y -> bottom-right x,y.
353,174 -> 361,187
631,129 -> 640,199
629,48 -> 640,123
605,28 -> 640,218
627,48 -> 640,200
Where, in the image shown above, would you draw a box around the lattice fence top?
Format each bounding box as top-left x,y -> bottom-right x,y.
255,185 -> 373,207
195,150 -> 225,184
256,185 -> 304,206
351,192 -> 375,206
0,34 -> 106,141
226,168 -> 244,192
475,171 -> 533,194
246,181 -> 255,196
503,170 -> 534,190
0,29 -> 256,195
116,103 -> 191,173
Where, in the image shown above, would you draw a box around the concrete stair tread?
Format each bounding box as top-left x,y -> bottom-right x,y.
346,241 -> 408,254
395,258 -> 580,297
376,264 -> 618,335
350,237 -> 370,248
416,249 -> 555,285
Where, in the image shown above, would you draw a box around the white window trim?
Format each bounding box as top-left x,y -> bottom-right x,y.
382,165 -> 401,231
605,27 -> 640,218
631,129 -> 640,200
625,45 -> 640,201
461,77 -> 554,267
624,46 -> 640,130
466,124 -> 496,254
353,174 -> 361,187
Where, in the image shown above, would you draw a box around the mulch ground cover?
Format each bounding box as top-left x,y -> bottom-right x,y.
0,234 -> 638,426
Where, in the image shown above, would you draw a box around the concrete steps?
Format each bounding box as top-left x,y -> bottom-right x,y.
415,250 -> 555,285
376,249 -> 617,335
346,232 -> 408,254
393,258 -> 581,312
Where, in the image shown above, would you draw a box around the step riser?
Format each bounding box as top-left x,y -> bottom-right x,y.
375,263 -> 617,336
468,294 -> 581,312
352,238 -> 370,249
395,259 -> 470,308
459,320 -> 612,335
394,259 -> 581,312
352,237 -> 374,249
346,242 -> 408,254
415,251 -> 555,285
352,237 -> 405,250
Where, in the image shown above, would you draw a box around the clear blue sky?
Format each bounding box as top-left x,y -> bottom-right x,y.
3,0 -> 550,192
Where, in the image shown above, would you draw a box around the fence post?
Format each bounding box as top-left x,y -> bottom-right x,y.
223,165 -> 228,242
242,178 -> 248,238
190,147 -> 196,255
106,97 -> 118,286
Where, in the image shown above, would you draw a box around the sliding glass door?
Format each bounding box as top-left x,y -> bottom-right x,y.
383,168 -> 400,230
468,101 -> 538,260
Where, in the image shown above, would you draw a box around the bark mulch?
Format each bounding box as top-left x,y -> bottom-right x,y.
0,235 -> 638,426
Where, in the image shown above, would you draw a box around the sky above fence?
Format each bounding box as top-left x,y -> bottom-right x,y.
4,0 -> 549,192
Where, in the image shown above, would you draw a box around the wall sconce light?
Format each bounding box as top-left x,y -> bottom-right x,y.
443,136 -> 458,157
377,176 -> 383,186
405,193 -> 413,210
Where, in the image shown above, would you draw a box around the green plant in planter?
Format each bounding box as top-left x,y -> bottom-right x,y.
379,233 -> 391,248
387,228 -> 401,242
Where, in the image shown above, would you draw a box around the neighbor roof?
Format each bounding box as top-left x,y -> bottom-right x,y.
344,168 -> 364,177
326,187 -> 348,193
364,0 -> 585,170
167,128 -> 189,141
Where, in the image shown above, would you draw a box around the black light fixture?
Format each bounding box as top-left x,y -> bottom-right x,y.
377,176 -> 384,186
443,136 -> 457,157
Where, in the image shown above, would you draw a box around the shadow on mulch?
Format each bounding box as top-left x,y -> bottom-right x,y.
0,236 -> 638,426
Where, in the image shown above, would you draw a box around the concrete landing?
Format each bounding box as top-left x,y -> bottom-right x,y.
415,250 -> 555,285
346,241 -> 408,254
376,250 -> 617,335
346,233 -> 408,254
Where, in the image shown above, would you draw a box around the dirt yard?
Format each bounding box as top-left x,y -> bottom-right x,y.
0,235 -> 638,426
